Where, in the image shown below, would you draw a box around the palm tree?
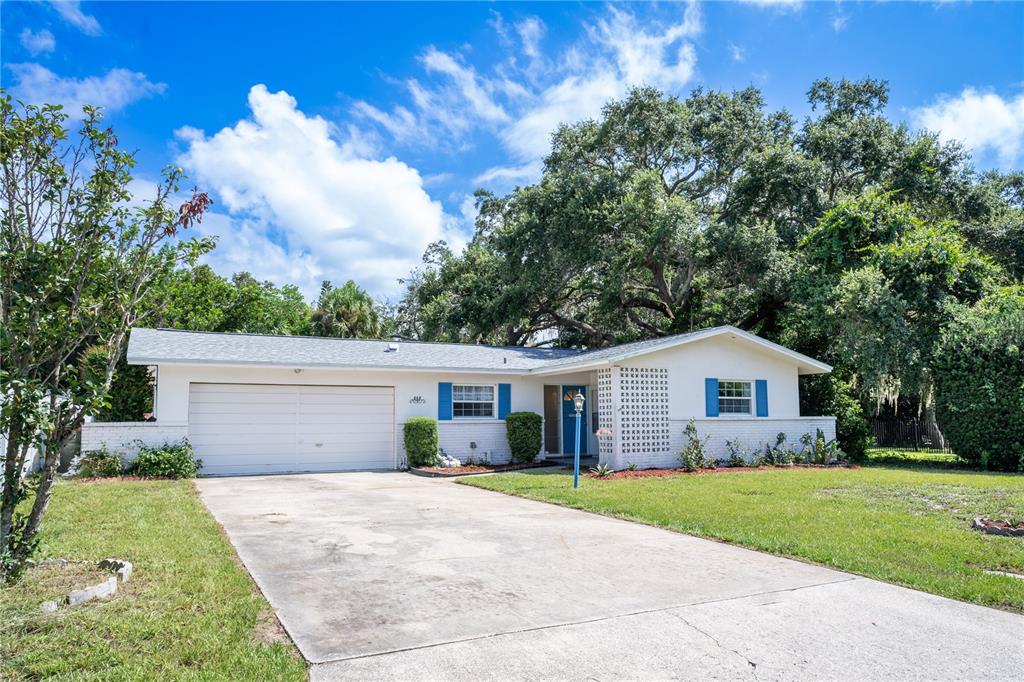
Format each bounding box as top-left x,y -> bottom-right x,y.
310,279 -> 383,338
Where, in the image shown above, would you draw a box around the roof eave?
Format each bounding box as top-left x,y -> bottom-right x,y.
529,325 -> 832,375
126,357 -> 534,375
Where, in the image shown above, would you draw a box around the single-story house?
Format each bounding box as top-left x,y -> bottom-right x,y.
81,325 -> 836,476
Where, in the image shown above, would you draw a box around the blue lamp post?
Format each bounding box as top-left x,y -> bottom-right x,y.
572,390 -> 585,489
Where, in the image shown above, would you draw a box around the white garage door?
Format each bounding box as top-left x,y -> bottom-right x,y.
188,383 -> 395,476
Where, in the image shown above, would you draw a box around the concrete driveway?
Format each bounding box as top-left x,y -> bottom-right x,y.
197,472 -> 1024,681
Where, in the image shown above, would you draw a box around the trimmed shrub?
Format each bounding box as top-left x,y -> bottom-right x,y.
934,287 -> 1024,472
404,417 -> 439,467
505,412 -> 542,464
132,440 -> 201,479
73,449 -> 123,478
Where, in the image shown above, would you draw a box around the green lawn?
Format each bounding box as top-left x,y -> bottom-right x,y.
0,479 -> 307,681
462,466 -> 1024,612
866,448 -> 966,469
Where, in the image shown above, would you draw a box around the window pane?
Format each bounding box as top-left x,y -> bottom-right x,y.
453,385 -> 493,402
719,398 -> 752,414
718,381 -> 751,398
453,401 -> 494,417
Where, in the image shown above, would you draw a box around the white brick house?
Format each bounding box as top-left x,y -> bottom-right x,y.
82,325 -> 836,475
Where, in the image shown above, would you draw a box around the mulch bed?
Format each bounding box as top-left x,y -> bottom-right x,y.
587,464 -> 859,480
973,517 -> 1024,537
412,460 -> 560,478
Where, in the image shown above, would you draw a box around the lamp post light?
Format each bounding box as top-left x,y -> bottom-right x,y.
572,390 -> 585,489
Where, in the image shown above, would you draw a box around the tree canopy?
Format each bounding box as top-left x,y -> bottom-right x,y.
397,79 -> 1020,422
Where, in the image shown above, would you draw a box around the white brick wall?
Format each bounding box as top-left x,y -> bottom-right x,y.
80,422 -> 189,465
615,417 -> 837,469
436,421 -> 512,464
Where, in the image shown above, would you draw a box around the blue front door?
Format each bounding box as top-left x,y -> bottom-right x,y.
561,386 -> 588,455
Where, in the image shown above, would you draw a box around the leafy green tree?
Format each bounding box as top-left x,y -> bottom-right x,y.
933,286 -> 1024,471
794,191 -> 998,438
220,272 -> 311,335
0,97 -> 212,580
310,279 -> 383,338
402,79 -> 996,350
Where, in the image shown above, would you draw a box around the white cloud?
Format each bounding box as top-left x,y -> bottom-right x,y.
20,28 -> 56,56
420,47 -> 509,124
501,73 -> 622,164
351,101 -> 419,143
590,4 -> 700,89
832,14 -> 849,32
497,2 -> 700,171
48,1 -> 101,36
6,64 -> 166,119
354,1 -> 702,185
739,0 -> 803,10
176,85 -> 457,297
516,16 -> 546,58
474,160 -> 544,185
729,42 -> 746,62
912,88 -> 1024,169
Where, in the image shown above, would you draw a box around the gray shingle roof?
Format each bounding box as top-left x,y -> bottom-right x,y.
127,328 -> 582,372
127,324 -> 831,375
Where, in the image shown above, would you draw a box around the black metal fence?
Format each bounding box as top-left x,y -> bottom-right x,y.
868,417 -> 952,453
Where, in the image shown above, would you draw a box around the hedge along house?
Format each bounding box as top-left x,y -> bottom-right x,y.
80,325 -> 836,476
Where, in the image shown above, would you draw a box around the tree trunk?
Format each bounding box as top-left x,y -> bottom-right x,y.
920,373 -> 946,450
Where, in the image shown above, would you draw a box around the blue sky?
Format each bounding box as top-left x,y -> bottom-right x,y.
3,1 -> 1023,299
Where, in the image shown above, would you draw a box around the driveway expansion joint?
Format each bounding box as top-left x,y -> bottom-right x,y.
310,576 -> 862,665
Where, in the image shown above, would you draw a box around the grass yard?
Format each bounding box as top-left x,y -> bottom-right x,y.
866,448 -> 966,469
0,479 -> 307,681
462,466 -> 1024,612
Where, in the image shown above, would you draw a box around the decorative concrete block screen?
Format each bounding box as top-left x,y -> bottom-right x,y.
597,366 -> 670,469
597,368 -> 615,458
619,367 -> 670,459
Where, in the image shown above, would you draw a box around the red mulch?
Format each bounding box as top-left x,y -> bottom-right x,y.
418,460 -> 556,475
587,464 -> 859,480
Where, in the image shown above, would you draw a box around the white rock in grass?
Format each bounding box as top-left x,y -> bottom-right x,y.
68,576 -> 117,606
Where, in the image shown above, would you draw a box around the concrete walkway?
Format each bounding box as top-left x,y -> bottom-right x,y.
196,472 -> 1024,681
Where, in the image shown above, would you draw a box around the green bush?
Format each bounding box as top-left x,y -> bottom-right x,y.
404,417 -> 439,467
934,287 -> 1024,472
678,419 -> 714,471
505,412 -> 542,464
800,371 -> 872,462
132,440 -> 201,479
73,449 -> 123,478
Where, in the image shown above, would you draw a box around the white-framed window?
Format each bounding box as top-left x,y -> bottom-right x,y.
718,380 -> 752,415
452,384 -> 495,418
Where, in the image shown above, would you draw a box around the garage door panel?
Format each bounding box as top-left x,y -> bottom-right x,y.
188,383 -> 394,475
188,412 -> 299,426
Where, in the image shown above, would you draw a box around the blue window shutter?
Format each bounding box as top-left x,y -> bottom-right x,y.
755,380 -> 768,417
498,383 -> 511,420
705,378 -> 719,417
438,383 -> 452,420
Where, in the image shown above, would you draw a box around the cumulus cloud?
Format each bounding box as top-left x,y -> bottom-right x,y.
5,64 -> 165,119
48,1 -> 101,36
20,28 -> 56,56
912,88 -> 1024,169
176,85 -> 457,297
